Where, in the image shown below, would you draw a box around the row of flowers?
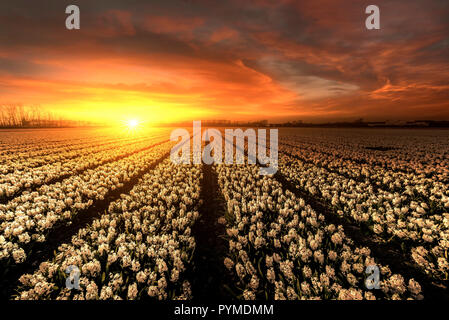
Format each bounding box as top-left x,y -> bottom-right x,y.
0,135 -> 145,174
0,141 -> 174,266
0,130 -> 121,161
0,127 -> 171,164
0,135 -> 167,200
278,151 -> 449,280
279,140 -> 449,212
0,132 -> 100,156
14,159 -> 202,300
279,132 -> 448,183
216,162 -> 423,299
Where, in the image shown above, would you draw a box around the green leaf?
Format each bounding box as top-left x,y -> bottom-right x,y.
257,257 -> 263,277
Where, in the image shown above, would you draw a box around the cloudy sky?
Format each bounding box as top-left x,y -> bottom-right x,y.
0,0 -> 448,123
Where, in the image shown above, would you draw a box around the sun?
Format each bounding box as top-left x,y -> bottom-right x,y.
119,118 -> 144,134
126,119 -> 139,129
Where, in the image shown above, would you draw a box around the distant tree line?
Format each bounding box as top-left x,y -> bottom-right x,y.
159,120 -> 270,127
0,104 -> 96,128
272,119 -> 449,128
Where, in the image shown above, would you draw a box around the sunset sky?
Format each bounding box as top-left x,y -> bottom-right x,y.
0,0 -> 448,124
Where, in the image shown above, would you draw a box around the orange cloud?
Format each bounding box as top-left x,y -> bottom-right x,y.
0,0 -> 448,123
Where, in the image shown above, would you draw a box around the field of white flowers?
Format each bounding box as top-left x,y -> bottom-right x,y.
0,127 -> 447,300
